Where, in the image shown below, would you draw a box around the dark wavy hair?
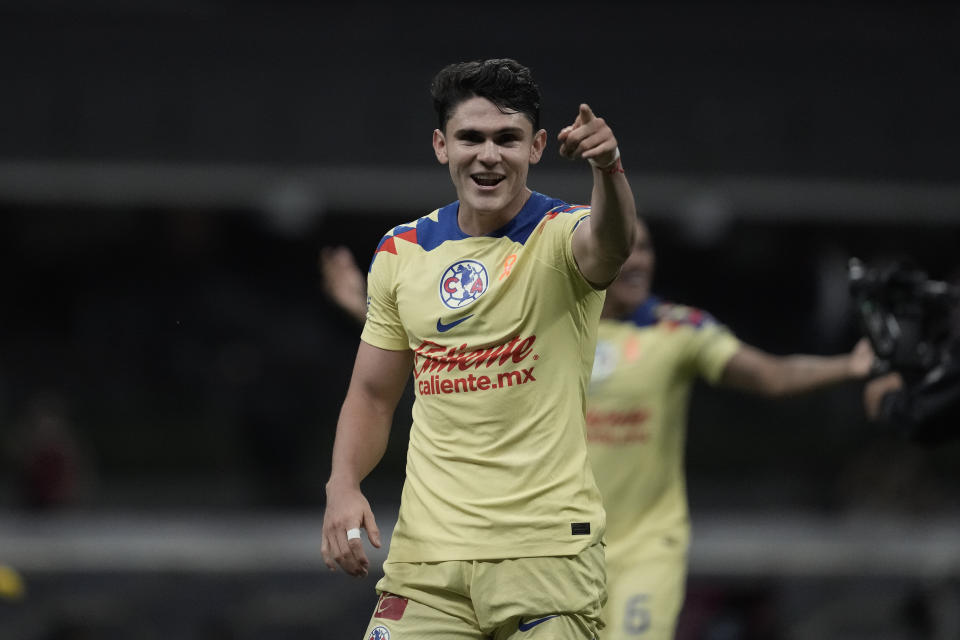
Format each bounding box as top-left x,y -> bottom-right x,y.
430,58 -> 541,132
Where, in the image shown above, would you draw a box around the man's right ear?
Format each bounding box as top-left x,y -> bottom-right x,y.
433,129 -> 448,164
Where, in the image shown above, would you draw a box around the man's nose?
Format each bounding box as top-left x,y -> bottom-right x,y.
478,140 -> 500,163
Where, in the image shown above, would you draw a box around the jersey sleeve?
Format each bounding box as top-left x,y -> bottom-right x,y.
542,205 -> 596,292
679,313 -> 740,384
359,237 -> 409,351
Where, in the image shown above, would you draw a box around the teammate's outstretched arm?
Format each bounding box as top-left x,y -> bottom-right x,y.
720,337 -> 875,397
321,342 -> 412,577
560,103 -> 638,288
320,246 -> 367,324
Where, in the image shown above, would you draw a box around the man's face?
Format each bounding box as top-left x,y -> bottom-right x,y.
433,96 -> 546,219
607,222 -> 655,311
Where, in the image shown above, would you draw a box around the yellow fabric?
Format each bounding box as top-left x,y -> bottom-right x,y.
361,192 -> 606,562
587,306 -> 739,571
0,565 -> 25,601
369,543 -> 606,639
600,552 -> 686,640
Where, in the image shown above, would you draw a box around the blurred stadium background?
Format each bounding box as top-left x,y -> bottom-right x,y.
1,2 -> 959,638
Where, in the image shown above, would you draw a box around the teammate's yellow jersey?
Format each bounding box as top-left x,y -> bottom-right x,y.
361,191 -> 606,563
586,297 -> 739,569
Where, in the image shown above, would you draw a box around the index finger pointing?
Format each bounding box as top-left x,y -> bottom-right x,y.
579,103 -> 595,124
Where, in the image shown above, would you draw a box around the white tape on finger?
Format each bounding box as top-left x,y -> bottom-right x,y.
346,528 -> 362,541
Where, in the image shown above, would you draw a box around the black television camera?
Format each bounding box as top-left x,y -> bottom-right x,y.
849,258 -> 960,381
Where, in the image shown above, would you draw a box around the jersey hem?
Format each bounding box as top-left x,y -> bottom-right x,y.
360,331 -> 410,352
384,537 -> 602,564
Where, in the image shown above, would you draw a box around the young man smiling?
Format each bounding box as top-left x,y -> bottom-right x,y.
321,58 -> 637,639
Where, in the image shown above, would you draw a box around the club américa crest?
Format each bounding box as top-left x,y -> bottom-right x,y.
367,625 -> 390,640
439,259 -> 488,309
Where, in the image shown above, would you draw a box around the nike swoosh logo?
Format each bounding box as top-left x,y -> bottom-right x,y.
436,315 -> 473,332
376,595 -> 399,614
518,615 -> 559,632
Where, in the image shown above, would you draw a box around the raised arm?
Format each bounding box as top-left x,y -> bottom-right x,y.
321,340 -> 413,577
560,103 -> 638,288
720,337 -> 875,397
320,246 -> 367,324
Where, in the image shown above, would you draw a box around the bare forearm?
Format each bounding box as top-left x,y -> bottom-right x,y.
766,354 -> 856,396
560,104 -> 638,285
341,294 -> 368,324
327,341 -> 412,487
722,344 -> 861,398
327,390 -> 393,488
589,165 -> 637,268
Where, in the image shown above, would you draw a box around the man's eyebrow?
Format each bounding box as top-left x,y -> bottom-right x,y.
453,126 -> 526,139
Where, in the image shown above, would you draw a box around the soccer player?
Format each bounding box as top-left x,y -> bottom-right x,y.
320,58 -> 638,639
321,217 -> 875,640
586,218 -> 874,640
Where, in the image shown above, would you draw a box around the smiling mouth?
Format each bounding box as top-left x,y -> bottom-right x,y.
471,173 -> 505,187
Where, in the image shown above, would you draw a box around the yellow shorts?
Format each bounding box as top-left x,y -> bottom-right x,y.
599,553 -> 686,640
361,543 -> 606,640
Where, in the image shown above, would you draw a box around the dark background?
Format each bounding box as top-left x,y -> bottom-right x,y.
1,2 -> 959,638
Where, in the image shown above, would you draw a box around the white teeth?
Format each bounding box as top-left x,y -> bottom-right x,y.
472,174 -> 504,186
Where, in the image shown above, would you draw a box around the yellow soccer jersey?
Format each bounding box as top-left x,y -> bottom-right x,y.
361,191 -> 606,562
586,297 -> 739,569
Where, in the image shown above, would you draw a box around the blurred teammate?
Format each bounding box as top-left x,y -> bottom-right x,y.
322,218 -> 875,640
587,219 -> 873,640
320,58 -> 637,639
